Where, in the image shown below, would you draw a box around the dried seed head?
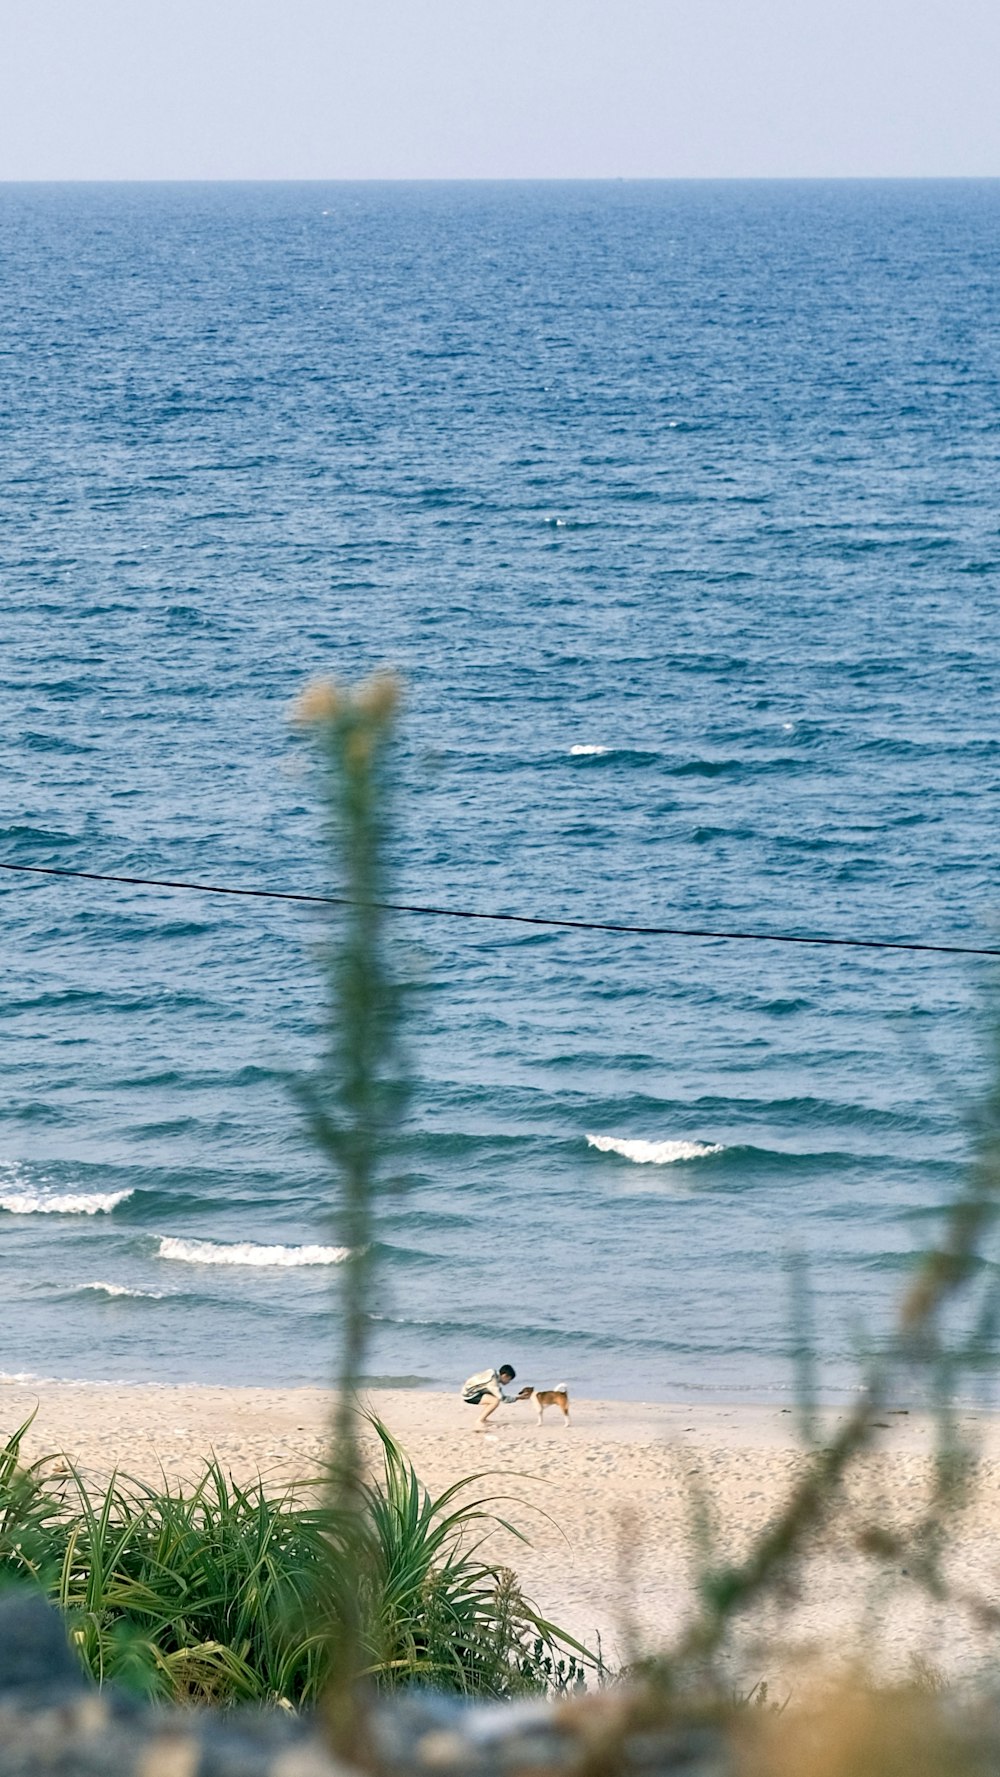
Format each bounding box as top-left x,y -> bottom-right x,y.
292,679 -> 345,726
354,670 -> 402,724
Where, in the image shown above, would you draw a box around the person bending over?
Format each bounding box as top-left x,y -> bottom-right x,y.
461,1363 -> 516,1432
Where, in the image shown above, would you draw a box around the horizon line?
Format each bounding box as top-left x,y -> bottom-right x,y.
2,173 -> 1000,187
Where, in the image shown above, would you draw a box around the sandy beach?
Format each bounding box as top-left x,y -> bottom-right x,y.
4,1378 -> 1000,1683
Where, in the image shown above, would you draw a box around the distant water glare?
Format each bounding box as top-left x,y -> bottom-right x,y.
2,182 -> 1000,1398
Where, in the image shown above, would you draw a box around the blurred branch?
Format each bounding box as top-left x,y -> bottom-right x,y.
648,1013 -> 1000,1688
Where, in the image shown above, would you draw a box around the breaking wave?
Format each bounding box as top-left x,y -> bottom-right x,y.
157,1237 -> 351,1268
77,1281 -> 168,1300
586,1134 -> 724,1165
0,1188 -> 134,1216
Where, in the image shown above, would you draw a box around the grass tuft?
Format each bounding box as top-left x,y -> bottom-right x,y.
0,1415 -> 593,1707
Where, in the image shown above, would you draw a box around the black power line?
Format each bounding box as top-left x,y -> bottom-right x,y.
1,859 -> 998,959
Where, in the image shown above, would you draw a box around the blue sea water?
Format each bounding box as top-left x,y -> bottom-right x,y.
2,180 -> 1000,1402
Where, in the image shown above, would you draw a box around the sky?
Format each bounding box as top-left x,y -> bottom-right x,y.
1,0 -> 998,181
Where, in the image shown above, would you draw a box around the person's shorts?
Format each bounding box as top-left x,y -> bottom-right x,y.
462,1391 -> 486,1406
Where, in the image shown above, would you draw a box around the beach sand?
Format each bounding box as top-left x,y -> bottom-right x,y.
4,1379 -> 1000,1683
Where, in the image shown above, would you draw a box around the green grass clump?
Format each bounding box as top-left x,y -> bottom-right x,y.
0,1412 -> 591,1707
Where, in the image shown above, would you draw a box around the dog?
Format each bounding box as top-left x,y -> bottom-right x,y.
516,1384 -> 570,1426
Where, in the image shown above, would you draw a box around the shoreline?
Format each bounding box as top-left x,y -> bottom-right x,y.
5,1379 -> 1000,1676
5,1366 -> 995,1413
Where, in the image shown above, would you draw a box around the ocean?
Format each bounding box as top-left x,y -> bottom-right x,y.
2,180 -> 999,1403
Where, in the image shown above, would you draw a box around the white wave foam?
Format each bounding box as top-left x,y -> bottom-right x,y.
79,1286 -> 171,1300
586,1134 -> 724,1165
158,1237 -> 351,1268
0,1189 -> 133,1216
78,1281 -> 167,1300
570,744 -> 609,756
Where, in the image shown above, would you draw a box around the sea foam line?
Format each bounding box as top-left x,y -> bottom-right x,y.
586,1134 -> 724,1165
0,1189 -> 134,1216
157,1237 -> 351,1268
569,744 -> 609,756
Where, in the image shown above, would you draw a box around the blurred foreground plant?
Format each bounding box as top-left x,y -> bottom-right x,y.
292,671 -> 409,1750
0,1417 -> 588,1706
603,1020 -> 1000,1739
288,677 -> 597,1732
738,1676 -> 990,1777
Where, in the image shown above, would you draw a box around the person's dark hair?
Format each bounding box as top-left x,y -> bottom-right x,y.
498,1364 -> 516,1381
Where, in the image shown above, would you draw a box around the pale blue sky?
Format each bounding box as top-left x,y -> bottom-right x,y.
1,0 -> 998,181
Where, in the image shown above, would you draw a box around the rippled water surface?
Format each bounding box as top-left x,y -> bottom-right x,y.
2,181 -> 1000,1399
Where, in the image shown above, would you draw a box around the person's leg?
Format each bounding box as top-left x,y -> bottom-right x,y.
475,1392 -> 501,1431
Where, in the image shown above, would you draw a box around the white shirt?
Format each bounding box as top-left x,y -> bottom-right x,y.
462,1368 -> 508,1402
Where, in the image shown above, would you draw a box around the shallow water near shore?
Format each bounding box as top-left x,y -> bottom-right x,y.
2,180 -> 1000,1401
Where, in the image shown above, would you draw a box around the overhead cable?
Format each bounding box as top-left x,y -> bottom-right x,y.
0,860 -> 997,959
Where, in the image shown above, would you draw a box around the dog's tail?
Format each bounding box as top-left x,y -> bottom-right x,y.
552,1383 -> 569,1394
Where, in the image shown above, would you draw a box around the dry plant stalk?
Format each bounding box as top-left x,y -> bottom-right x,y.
293,670 -> 406,1759
738,1679 -> 984,1777
649,1023 -> 1000,1690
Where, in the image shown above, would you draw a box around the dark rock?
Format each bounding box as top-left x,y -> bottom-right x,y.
0,1591 -> 86,1698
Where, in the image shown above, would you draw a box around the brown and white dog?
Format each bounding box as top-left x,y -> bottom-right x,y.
516,1384 -> 570,1425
